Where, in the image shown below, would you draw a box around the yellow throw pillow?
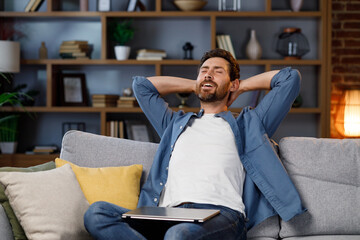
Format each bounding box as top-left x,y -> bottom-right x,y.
55,158 -> 142,210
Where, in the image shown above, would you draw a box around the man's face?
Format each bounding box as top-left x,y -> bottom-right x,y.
196,57 -> 231,102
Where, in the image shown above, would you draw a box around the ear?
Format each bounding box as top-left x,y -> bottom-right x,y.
229,79 -> 240,92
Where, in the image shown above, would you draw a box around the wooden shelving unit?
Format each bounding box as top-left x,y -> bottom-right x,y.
0,0 -> 330,166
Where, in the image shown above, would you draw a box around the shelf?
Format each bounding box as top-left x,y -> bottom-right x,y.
1,106 -> 321,114
21,59 -> 322,66
1,0 -> 330,152
0,154 -> 59,167
0,11 -> 322,18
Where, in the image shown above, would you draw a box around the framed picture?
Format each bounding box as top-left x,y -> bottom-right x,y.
60,74 -> 88,106
125,120 -> 151,142
98,0 -> 111,11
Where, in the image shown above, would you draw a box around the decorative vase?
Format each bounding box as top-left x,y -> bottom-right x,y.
39,42 -> 48,59
114,46 -> 130,60
0,142 -> 18,154
246,30 -> 262,60
276,27 -> 310,60
80,0 -> 89,11
218,0 -> 241,11
290,0 -> 303,12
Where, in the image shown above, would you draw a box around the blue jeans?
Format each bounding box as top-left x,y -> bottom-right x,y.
84,201 -> 247,240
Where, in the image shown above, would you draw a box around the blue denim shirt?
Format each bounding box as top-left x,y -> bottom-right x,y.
132,67 -> 306,229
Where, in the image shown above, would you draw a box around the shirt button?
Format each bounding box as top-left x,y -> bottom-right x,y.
171,145 -> 174,148
160,182 -> 163,186
180,126 -> 183,129
166,167 -> 169,170
154,198 -> 158,202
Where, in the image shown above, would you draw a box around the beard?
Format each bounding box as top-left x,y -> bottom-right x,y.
196,80 -> 230,102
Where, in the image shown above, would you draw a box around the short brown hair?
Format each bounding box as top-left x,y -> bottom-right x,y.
199,49 -> 240,81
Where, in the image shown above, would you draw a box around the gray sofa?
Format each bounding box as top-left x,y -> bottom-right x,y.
0,130 -> 359,239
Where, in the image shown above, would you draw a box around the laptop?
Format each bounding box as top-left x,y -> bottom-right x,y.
122,206 -> 220,223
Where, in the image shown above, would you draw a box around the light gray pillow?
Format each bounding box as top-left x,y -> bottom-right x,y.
0,164 -> 91,240
278,137 -> 360,237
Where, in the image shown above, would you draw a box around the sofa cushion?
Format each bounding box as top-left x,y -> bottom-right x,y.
60,130 -> 158,186
283,236 -> 360,240
55,158 -> 142,209
0,205 -> 13,240
0,164 -> 91,240
0,161 -> 56,240
247,215 -> 279,239
278,137 -> 360,238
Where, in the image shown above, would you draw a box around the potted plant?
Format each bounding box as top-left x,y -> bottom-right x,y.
109,19 -> 134,60
0,74 -> 20,153
0,73 -> 32,154
0,114 -> 19,154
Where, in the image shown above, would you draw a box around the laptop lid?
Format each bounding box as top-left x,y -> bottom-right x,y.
122,207 -> 220,223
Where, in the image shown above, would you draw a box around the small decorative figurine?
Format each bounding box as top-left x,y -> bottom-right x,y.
39,42 -> 48,59
182,42 -> 194,60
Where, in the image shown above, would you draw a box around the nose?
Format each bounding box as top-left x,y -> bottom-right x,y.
204,71 -> 213,80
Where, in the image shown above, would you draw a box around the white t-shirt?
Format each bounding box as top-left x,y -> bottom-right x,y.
159,114 -> 246,214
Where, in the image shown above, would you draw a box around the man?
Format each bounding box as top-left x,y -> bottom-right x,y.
84,49 -> 306,240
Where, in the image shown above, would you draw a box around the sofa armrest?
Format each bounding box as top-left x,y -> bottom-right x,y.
0,205 -> 13,240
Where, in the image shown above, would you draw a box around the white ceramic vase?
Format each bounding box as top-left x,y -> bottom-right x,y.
246,29 -> 262,60
290,0 -> 303,12
114,45 -> 131,60
0,142 -> 18,154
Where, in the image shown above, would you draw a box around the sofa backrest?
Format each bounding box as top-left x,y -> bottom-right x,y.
60,130 -> 158,186
278,137 -> 360,238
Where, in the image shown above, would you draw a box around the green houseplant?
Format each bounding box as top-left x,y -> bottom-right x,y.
0,73 -> 21,153
0,73 -> 32,154
109,19 -> 134,60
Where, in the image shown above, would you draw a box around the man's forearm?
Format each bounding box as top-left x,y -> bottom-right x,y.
147,76 -> 196,96
239,70 -> 280,94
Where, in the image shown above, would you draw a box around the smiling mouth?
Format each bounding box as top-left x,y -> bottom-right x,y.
201,81 -> 217,90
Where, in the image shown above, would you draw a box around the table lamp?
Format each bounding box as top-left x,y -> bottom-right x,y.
0,40 -> 20,74
335,83 -> 360,138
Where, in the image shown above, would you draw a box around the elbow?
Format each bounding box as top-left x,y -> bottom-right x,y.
293,69 -> 302,83
290,69 -> 301,95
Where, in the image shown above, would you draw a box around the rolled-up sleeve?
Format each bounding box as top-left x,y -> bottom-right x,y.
132,76 -> 175,137
254,67 -> 301,137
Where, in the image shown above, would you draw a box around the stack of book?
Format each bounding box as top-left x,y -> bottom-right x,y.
216,35 -> 236,59
30,146 -> 58,155
117,96 -> 137,108
59,40 -> 91,59
24,0 -> 44,12
92,94 -> 119,107
136,49 -> 167,60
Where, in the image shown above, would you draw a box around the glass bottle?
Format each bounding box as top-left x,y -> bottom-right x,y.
218,0 -> 241,11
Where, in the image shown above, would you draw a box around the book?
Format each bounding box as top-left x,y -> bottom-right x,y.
224,35 -> 236,59
60,52 -> 87,57
127,0 -> 138,11
24,0 -> 37,12
32,145 -> 58,154
62,40 -> 88,45
136,56 -> 163,60
216,35 -> 225,49
30,0 -> 45,12
107,120 -> 125,138
60,45 -> 90,50
92,94 -> 119,99
117,96 -> 137,108
137,49 -> 166,55
136,49 -> 166,60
